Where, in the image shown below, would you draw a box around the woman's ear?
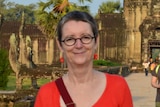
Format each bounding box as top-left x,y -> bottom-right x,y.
56,38 -> 64,52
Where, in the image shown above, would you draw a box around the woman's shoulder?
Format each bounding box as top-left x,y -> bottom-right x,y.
105,73 -> 126,84
105,73 -> 129,89
106,73 -> 124,80
98,72 -> 124,80
39,80 -> 58,93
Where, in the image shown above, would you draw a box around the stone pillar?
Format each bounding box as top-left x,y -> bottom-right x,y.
143,38 -> 148,62
46,39 -> 54,64
32,40 -> 38,64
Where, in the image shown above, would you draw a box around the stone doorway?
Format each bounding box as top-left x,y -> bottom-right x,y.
148,40 -> 160,60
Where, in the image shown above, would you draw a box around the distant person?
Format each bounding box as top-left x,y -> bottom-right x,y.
34,10 -> 133,107
142,60 -> 150,76
151,59 -> 160,107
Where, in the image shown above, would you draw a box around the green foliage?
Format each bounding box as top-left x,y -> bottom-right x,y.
93,59 -> 108,66
93,59 -> 121,66
99,0 -> 122,13
35,0 -> 91,38
1,0 -> 37,24
0,49 -> 12,90
0,0 -> 7,14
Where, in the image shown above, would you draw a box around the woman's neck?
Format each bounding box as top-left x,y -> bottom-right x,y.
65,66 -> 96,84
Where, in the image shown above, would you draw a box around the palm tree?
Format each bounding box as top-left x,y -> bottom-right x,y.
98,0 -> 122,14
53,0 -> 69,13
53,0 -> 92,13
35,0 -> 92,38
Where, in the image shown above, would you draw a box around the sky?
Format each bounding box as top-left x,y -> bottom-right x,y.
8,0 -> 124,15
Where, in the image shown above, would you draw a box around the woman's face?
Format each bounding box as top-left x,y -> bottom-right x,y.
59,20 -> 98,66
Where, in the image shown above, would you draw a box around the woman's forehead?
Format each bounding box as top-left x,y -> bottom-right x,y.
62,20 -> 92,36
63,20 -> 91,28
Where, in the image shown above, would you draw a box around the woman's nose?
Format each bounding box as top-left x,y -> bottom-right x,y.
74,39 -> 83,48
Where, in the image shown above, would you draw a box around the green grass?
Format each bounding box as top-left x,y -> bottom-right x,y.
6,74 -> 16,90
4,73 -> 50,91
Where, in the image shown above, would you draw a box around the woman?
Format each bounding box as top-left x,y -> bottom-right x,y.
34,11 -> 133,107
151,59 -> 160,107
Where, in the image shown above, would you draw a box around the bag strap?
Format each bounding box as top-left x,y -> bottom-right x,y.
55,78 -> 75,107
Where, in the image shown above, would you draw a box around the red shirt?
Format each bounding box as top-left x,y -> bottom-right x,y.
34,73 -> 133,107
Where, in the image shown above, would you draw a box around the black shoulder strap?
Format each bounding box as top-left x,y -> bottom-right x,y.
55,78 -> 75,107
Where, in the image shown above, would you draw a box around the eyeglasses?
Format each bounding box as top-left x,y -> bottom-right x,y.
61,35 -> 95,46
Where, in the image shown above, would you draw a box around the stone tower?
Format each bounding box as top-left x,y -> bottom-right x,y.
139,0 -> 160,62
123,0 -> 152,63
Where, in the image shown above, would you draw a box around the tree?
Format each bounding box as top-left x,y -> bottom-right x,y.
98,0 -> 122,14
4,4 -> 37,24
0,0 -> 37,24
0,0 -> 7,14
35,0 -> 92,38
52,0 -> 91,13
0,49 -> 12,89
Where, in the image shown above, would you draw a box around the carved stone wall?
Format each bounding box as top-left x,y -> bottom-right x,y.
97,0 -> 160,65
0,21 -> 60,65
97,13 -> 127,64
123,0 -> 151,63
139,0 -> 160,62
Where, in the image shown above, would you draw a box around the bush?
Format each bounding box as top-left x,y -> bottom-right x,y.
0,49 -> 12,89
93,59 -> 121,66
93,59 -> 108,66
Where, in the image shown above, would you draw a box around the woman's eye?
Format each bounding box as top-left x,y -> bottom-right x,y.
65,38 -> 74,41
83,36 -> 91,40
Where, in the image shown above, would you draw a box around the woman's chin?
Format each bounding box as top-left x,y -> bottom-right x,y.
73,60 -> 87,65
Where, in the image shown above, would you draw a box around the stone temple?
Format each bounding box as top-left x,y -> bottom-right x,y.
0,0 -> 160,67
